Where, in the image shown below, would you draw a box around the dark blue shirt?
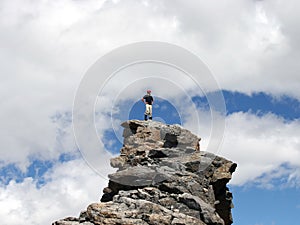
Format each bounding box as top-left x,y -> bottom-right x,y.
143,95 -> 153,105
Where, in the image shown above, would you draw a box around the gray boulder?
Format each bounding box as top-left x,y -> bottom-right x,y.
53,120 -> 236,225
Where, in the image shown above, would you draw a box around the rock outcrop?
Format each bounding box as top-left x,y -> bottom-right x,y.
53,120 -> 237,225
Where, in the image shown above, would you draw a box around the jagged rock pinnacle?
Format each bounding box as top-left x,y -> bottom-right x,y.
53,120 -> 237,225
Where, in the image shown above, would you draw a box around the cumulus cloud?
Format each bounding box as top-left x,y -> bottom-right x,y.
1,0 -> 300,224
0,159 -> 114,225
0,0 -> 185,167
220,112 -> 300,186
153,0 -> 300,99
1,0 -> 300,167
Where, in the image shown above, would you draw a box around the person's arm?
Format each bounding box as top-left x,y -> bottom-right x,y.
141,97 -> 146,104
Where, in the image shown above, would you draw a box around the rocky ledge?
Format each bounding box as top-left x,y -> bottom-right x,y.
53,120 -> 237,225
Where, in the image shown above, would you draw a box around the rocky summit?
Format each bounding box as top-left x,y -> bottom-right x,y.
53,120 -> 237,225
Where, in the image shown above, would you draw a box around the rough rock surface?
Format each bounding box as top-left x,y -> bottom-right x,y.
53,120 -> 237,225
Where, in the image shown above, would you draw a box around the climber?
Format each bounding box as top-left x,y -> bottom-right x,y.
141,89 -> 154,121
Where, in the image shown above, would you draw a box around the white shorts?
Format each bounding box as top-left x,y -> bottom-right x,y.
145,104 -> 152,117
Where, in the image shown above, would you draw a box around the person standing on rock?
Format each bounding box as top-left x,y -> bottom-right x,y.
141,90 -> 154,121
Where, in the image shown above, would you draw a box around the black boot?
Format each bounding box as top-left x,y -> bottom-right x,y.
144,115 -> 148,121
149,117 -> 152,120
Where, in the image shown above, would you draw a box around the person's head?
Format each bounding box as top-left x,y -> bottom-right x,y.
147,89 -> 151,94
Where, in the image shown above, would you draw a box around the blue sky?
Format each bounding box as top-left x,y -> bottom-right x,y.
1,0 -> 300,224
231,185 -> 300,225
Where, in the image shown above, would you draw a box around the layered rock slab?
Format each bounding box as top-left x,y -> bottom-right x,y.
53,120 -> 236,225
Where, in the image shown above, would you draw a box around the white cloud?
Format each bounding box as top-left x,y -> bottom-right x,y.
220,112 -> 300,186
1,0 -> 300,224
287,167 -> 300,188
0,0 -> 185,168
1,0 -> 300,167
154,0 -> 300,99
0,159 -> 114,225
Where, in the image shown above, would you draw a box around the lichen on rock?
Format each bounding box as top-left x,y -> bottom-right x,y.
53,120 -> 237,225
